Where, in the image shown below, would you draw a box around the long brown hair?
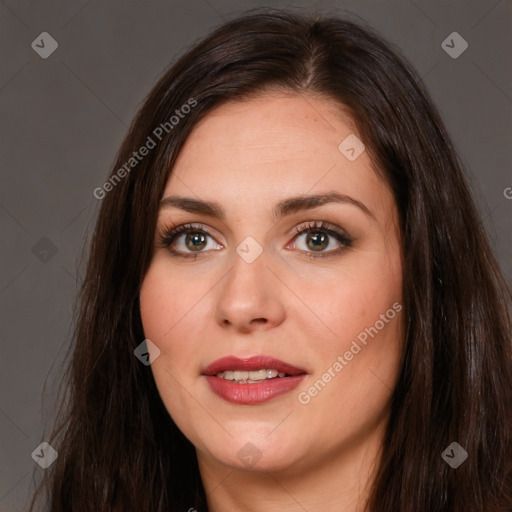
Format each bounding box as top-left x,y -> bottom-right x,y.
30,7 -> 512,511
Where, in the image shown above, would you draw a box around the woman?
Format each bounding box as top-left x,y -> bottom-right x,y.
30,8 -> 512,512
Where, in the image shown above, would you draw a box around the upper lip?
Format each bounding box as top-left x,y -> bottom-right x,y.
202,356 -> 307,376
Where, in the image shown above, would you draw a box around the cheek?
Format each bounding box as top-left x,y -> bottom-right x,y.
298,252 -> 403,356
139,263 -> 207,437
140,262 -> 207,342
296,268 -> 403,447
294,247 -> 404,428
140,263 -> 174,335
139,262 -> 211,387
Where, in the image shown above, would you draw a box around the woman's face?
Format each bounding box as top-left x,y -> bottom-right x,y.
140,92 -> 404,476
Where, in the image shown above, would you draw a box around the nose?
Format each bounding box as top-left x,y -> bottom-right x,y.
213,248 -> 286,333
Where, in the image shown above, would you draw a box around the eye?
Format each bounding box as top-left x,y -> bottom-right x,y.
158,223 -> 222,258
288,221 -> 353,259
157,220 -> 352,260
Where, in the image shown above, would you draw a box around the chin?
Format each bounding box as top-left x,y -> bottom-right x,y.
201,433 -> 305,473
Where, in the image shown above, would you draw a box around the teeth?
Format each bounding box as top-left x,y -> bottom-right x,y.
215,368 -> 287,382
249,370 -> 267,380
233,370 -> 248,381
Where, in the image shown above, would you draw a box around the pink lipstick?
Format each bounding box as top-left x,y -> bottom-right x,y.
202,355 -> 307,405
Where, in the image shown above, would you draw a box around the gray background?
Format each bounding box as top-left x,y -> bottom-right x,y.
0,1 -> 511,510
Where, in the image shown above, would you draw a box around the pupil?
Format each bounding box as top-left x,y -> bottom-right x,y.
307,232 -> 327,251
186,233 -> 206,251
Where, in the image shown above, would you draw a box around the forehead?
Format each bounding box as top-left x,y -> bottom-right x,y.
172,93 -> 356,170
162,93 -> 394,221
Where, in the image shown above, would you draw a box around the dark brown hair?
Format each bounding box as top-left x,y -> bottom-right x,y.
30,7 -> 512,512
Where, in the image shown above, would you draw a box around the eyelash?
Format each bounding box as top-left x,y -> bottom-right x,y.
157,221 -> 353,260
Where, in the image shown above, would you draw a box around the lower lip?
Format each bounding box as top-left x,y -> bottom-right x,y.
205,375 -> 307,405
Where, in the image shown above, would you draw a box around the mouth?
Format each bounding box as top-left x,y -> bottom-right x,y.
202,355 -> 308,404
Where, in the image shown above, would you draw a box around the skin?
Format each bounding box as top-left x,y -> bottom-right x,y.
139,91 -> 404,512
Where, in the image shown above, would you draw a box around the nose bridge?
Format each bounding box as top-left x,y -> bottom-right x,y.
224,230 -> 269,291
222,243 -> 270,307
214,241 -> 285,331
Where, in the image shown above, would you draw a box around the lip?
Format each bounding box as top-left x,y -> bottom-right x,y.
202,355 -> 307,376
202,355 -> 308,405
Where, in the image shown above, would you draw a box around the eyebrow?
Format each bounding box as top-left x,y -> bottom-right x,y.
159,192 -> 375,221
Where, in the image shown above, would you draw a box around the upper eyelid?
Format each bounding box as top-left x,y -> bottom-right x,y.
160,221 -> 224,239
161,220 -> 343,234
